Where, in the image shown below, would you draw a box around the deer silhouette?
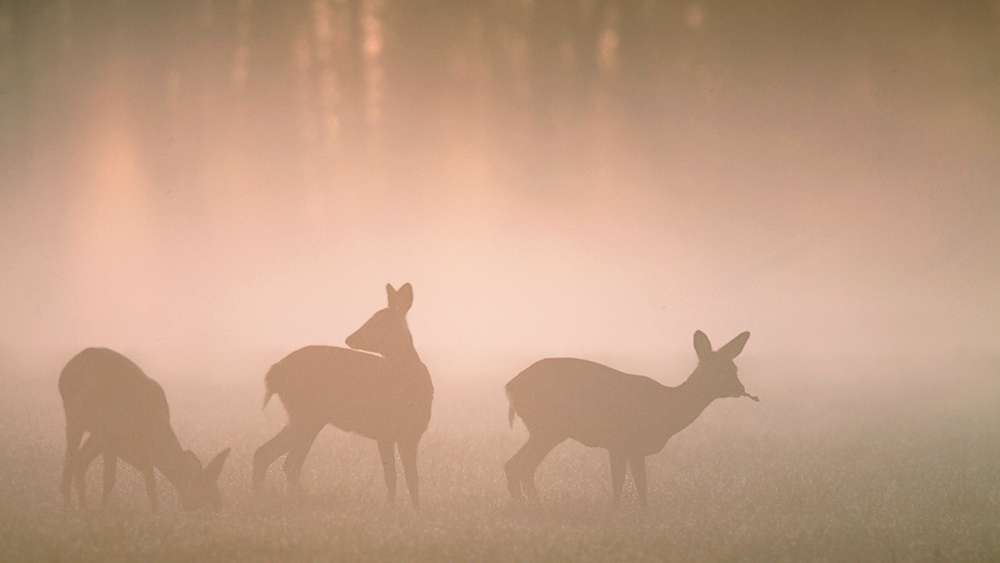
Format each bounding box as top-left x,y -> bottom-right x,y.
505,330 -> 756,507
253,283 -> 433,510
59,348 -> 231,511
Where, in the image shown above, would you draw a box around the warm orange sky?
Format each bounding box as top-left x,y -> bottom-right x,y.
1,1 -> 997,379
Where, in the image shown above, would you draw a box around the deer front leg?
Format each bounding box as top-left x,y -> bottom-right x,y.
378,441 -> 397,505
62,423 -> 84,505
101,447 -> 118,509
628,453 -> 648,509
609,449 -> 627,508
138,463 -> 158,512
74,434 -> 102,511
398,438 -> 420,512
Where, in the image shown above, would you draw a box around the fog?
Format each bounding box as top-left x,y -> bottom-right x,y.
1,2 -> 999,559
1,0 -> 996,383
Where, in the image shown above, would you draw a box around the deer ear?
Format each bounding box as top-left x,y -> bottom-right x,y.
693,330 -> 712,360
386,284 -> 397,301
390,283 -> 413,314
183,450 -> 202,473
717,331 -> 750,359
204,448 -> 231,484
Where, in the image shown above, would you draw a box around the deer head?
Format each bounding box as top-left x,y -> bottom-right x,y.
693,330 -> 757,401
345,283 -> 415,358
175,448 -> 231,511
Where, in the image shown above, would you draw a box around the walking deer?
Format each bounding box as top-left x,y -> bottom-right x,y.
505,330 -> 757,508
253,283 -> 433,510
59,348 -> 231,511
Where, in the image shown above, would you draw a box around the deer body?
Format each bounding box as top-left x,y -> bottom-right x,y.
59,348 -> 231,511
262,346 -> 432,444
253,283 -> 433,510
505,331 -> 754,507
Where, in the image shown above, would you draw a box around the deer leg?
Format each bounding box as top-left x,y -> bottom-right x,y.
62,423 -> 84,505
520,435 -> 563,501
398,438 -> 420,512
73,434 -> 102,511
628,453 -> 648,509
609,449 -> 627,507
100,447 -> 118,509
116,446 -> 158,511
253,425 -> 297,491
139,463 -> 158,512
378,440 -> 397,505
504,440 -> 532,500
283,423 -> 323,488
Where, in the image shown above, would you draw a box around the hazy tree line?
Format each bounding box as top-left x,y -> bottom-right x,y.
0,0 -> 996,201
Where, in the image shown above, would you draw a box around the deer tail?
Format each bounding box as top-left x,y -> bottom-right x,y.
505,387 -> 517,428
262,364 -> 280,410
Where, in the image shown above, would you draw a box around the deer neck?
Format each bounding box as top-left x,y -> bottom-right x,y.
150,429 -> 192,488
382,339 -> 431,383
662,369 -> 723,434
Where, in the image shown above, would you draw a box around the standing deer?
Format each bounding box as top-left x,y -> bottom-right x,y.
59,348 -> 231,511
505,330 -> 757,508
253,283 -> 433,511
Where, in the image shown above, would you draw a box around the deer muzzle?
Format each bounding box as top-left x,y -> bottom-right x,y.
741,391 -> 760,402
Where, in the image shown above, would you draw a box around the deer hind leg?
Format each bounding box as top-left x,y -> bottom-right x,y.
628,453 -> 648,509
378,440 -> 397,506
518,434 -> 563,502
283,422 -> 323,488
61,423 -> 84,505
398,438 -> 420,512
504,441 -> 530,500
100,446 -> 118,509
253,425 -> 298,491
504,434 -> 554,500
609,449 -> 627,507
73,434 -> 102,511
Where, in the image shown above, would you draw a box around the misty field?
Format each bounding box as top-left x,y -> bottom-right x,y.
2,355 -> 999,562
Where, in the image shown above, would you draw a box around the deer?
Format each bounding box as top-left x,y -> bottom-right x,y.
504,330 -> 757,508
59,347 -> 231,511
253,283 -> 433,511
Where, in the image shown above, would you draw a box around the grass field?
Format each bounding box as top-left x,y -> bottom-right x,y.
1,354 -> 999,562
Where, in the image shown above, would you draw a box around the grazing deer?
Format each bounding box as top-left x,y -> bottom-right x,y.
253,283 -> 433,511
59,348 -> 231,511
505,330 -> 757,508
